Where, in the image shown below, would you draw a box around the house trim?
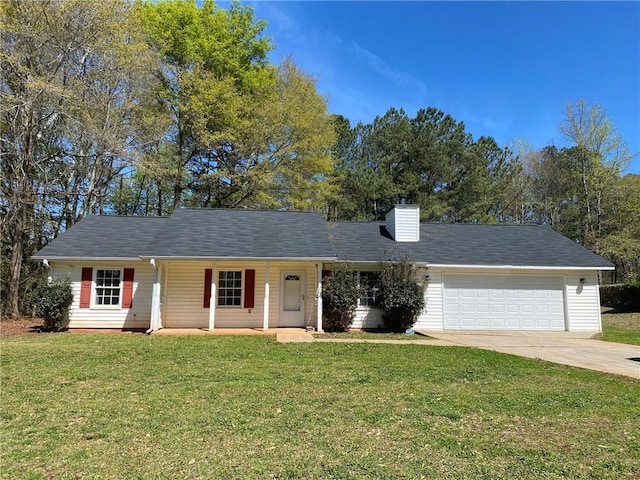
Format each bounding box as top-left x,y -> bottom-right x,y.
33,256 -> 142,262
334,260 -> 615,270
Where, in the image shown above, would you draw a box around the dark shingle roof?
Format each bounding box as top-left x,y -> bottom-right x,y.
33,209 -> 613,268
144,208 -> 335,259
32,216 -> 168,259
327,222 -> 614,268
34,208 -> 335,260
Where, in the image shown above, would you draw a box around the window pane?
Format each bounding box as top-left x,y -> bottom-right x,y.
218,271 -> 242,307
359,272 -> 381,307
95,269 -> 121,306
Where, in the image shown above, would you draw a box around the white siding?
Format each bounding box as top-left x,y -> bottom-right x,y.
51,261 -> 154,329
352,307 -> 383,329
164,262 -> 209,328
385,205 -> 420,242
565,271 -> 601,331
415,269 -> 443,330
386,209 -> 396,240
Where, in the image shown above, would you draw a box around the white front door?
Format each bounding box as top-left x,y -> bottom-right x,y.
279,271 -> 305,327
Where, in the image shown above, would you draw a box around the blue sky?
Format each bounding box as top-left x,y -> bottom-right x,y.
242,1 -> 640,174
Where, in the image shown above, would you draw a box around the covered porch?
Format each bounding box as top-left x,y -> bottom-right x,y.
147,259 -> 325,333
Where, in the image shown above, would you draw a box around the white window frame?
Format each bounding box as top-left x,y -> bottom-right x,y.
357,271 -> 381,308
92,268 -> 123,309
217,270 -> 243,308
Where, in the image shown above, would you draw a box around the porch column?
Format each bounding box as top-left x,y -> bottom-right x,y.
150,259 -> 161,332
316,263 -> 323,332
263,263 -> 270,331
208,262 -> 217,331
156,262 -> 163,328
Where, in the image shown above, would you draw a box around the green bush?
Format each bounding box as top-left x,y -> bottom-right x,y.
379,256 -> 425,332
600,282 -> 640,311
35,279 -> 74,332
322,268 -> 359,331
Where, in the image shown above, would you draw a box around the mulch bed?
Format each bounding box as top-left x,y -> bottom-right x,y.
0,318 -> 45,337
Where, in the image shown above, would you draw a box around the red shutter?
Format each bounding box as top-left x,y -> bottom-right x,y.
122,268 -> 135,308
80,267 -> 93,308
244,269 -> 255,309
204,268 -> 212,308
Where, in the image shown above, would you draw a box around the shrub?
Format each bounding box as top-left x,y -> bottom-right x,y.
322,268 -> 359,331
379,256 -> 425,332
600,282 -> 640,311
35,279 -> 74,332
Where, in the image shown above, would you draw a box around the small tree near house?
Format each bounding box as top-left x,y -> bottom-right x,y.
322,267 -> 359,331
379,256 -> 425,332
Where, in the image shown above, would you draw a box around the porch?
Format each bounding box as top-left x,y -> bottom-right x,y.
148,260 -> 324,332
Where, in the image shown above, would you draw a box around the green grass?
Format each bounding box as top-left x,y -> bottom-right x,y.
313,330 -> 433,341
601,310 -> 640,345
2,333 -> 639,479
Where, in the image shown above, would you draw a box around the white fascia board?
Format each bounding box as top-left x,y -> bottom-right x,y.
333,260 -> 614,270
32,256 -> 143,262
139,256 -> 337,262
420,263 -> 615,271
333,260 -> 380,265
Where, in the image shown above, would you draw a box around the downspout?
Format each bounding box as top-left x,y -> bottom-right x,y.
42,259 -> 52,284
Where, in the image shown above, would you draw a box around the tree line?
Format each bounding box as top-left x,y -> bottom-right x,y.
1,0 -> 638,318
329,103 -> 639,284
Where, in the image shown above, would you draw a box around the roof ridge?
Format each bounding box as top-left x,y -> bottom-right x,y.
88,215 -> 168,219
328,220 -> 385,224
427,222 -> 545,227
177,207 -> 322,215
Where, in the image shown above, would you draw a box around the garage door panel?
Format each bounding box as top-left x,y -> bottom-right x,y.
490,290 -> 505,300
444,274 -> 565,331
493,317 -> 506,327
491,304 -> 505,314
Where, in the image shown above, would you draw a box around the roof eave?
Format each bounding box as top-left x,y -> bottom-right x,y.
419,263 -> 615,271
32,256 -> 144,262
139,256 -> 337,262
333,260 -> 614,270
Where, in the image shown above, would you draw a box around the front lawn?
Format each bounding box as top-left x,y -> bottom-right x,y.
601,310 -> 640,345
313,330 -> 434,341
1,333 -> 639,479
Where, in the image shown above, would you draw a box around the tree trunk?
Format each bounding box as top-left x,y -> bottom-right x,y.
157,179 -> 163,216
7,227 -> 25,318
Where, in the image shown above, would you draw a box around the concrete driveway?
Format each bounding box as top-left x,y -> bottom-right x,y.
421,331 -> 640,379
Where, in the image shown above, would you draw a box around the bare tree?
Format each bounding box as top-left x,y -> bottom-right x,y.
1,0 -> 157,317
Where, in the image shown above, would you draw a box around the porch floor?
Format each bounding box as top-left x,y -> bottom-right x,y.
150,327 -> 308,337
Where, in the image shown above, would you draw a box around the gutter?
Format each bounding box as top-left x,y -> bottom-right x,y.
331,260 -> 615,270
32,256 -> 142,262
138,256 -> 338,262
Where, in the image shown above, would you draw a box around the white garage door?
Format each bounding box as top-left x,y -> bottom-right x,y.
443,274 -> 565,330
